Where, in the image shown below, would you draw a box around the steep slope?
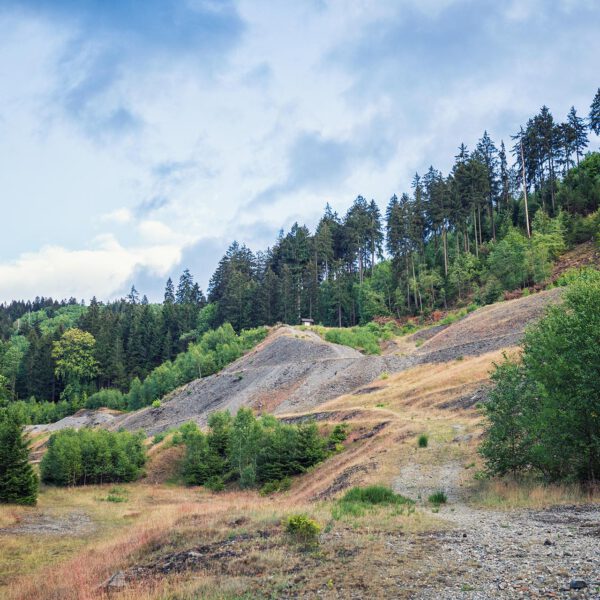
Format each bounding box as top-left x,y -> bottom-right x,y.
111,327 -> 414,435
111,287 -> 563,435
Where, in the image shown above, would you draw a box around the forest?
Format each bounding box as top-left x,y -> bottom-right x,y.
1,89 -> 599,421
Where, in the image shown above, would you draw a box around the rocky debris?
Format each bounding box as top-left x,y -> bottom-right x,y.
354,421 -> 390,441
111,327 -> 417,435
280,410 -> 363,424
392,460 -> 600,599
0,510 -> 94,536
439,386 -> 489,410
570,580 -> 588,590
102,531 -> 277,590
313,462 -> 378,500
26,408 -> 121,435
416,287 -> 563,362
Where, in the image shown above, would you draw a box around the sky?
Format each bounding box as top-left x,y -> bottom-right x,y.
0,0 -> 599,303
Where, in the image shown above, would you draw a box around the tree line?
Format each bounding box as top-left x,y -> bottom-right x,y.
1,90 -> 599,414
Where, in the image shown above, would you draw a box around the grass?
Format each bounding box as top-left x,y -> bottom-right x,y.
428,491 -> 448,505
333,485 -> 414,519
472,479 -> 600,510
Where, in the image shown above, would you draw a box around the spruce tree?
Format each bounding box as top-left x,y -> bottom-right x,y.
567,106 -> 588,164
590,88 -> 600,136
0,414 -> 38,505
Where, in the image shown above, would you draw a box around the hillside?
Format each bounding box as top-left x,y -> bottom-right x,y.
109,287 -> 563,435
4,283 -> 600,600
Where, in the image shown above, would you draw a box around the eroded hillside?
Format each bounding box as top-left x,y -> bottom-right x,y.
110,287 -> 562,435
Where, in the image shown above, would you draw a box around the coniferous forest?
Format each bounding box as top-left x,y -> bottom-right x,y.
1,91 -> 599,421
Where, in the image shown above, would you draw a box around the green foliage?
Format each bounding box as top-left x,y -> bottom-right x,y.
40,428 -> 146,486
0,413 -> 38,505
52,329 -> 99,386
85,388 -> 127,410
151,400 -> 161,408
556,266 -> 600,287
334,485 -> 413,518
126,324 -> 267,410
417,434 -> 429,448
285,514 -> 321,544
259,477 -> 291,496
341,485 -> 413,506
327,423 -> 349,452
480,278 -> 600,483
428,491 -> 448,505
181,410 -> 329,489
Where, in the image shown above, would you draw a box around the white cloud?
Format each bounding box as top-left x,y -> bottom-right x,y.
101,208 -> 133,224
0,236 -> 183,302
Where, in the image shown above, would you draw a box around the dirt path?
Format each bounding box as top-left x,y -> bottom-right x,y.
392,463 -> 600,599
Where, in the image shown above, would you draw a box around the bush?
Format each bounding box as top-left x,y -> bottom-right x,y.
151,400 -> 161,408
556,266 -> 600,287
327,423 -> 349,452
285,514 -> 321,544
85,389 -> 127,410
480,278 -> 600,483
205,475 -> 225,492
428,491 -> 448,505
40,428 -> 146,486
260,477 -> 291,496
417,434 -> 428,448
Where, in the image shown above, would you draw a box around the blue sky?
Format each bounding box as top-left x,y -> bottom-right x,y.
0,0 -> 598,302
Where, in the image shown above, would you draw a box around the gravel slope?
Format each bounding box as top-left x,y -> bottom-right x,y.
109,289 -> 564,435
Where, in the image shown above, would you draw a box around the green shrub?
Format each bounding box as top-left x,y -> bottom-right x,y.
428,491 -> 448,505
205,475 -> 225,492
480,278 -> 600,483
556,266 -> 600,287
40,428 -> 146,486
152,432 -> 166,445
417,434 -> 428,448
151,400 -> 161,408
327,423 -> 349,451
334,485 -> 413,519
259,477 -> 291,496
85,389 -> 127,410
105,493 -> 128,503
285,514 -> 321,544
341,485 -> 413,506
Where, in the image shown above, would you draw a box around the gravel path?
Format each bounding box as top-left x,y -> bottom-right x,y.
392,463 -> 600,599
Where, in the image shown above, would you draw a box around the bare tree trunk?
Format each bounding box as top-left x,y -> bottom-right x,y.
520,136 -> 531,238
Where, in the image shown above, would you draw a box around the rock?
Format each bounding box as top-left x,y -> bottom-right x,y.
103,571 -> 128,590
543,539 -> 553,546
569,579 -> 588,590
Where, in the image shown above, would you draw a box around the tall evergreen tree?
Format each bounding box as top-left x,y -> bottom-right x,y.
590,88 -> 600,136
0,414 -> 38,505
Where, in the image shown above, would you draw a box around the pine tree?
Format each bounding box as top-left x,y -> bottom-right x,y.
164,278 -> 175,304
0,414 -> 38,505
567,106 -> 588,165
590,88 -> 600,136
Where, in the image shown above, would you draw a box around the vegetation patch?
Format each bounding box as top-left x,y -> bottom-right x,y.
428,491 -> 448,505
333,485 -> 414,518
40,428 -> 146,486
181,409 -> 342,490
285,514 -> 321,545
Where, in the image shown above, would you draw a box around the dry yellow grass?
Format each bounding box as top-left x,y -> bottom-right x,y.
472,479 -> 600,510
